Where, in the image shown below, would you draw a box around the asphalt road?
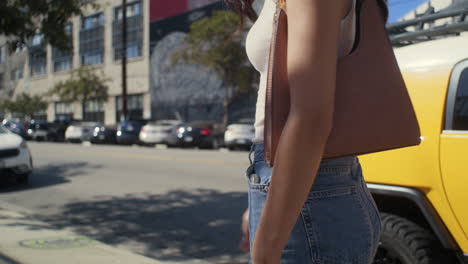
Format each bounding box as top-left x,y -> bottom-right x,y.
0,142 -> 252,264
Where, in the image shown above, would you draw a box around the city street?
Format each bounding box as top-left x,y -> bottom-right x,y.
0,142 -> 251,264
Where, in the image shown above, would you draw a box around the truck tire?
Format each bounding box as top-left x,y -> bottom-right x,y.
374,213 -> 447,264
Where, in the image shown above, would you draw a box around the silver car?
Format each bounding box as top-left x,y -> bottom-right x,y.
139,120 -> 182,146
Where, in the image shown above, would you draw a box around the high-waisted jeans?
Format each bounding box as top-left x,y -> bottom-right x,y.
246,142 -> 381,264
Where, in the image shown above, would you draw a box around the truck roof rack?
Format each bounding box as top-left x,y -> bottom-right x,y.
387,0 -> 468,47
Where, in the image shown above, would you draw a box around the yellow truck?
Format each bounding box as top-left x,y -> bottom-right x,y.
360,34 -> 468,263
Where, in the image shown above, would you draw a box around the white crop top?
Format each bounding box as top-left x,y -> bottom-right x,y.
246,0 -> 357,143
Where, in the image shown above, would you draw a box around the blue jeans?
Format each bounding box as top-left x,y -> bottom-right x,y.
246,142 -> 381,264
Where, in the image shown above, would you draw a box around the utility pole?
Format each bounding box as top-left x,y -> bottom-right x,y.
121,0 -> 128,121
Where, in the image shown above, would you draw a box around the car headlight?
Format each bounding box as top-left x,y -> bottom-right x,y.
20,140 -> 28,149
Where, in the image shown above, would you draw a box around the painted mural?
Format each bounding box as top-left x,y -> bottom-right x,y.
149,1 -> 257,123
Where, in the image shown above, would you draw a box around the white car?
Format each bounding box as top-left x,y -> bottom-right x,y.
224,121 -> 255,150
65,122 -> 101,143
0,125 -> 33,184
139,120 -> 182,146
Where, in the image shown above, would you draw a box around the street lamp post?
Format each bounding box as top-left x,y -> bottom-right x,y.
121,0 -> 128,121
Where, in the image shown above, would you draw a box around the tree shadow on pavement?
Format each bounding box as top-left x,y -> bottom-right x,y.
0,162 -> 103,193
33,189 -> 249,263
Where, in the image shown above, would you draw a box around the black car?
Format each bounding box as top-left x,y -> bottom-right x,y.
172,121 -> 225,149
91,125 -> 117,144
116,120 -> 147,145
29,121 -> 60,141
2,120 -> 29,139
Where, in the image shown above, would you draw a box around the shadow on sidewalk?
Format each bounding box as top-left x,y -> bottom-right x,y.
31,189 -> 248,263
0,254 -> 21,264
0,162 -> 103,193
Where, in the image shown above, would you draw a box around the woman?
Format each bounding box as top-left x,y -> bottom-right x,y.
227,0 -> 385,263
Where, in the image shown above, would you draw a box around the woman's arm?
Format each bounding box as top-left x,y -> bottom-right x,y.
251,0 -> 353,263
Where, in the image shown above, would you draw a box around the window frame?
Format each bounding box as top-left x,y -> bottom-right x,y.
83,99 -> 105,123
80,13 -> 105,66
114,0 -> 142,21
112,1 -> 143,62
30,54 -> 47,77
444,59 -> 468,133
52,23 -> 74,73
115,94 -> 144,122
81,12 -> 105,30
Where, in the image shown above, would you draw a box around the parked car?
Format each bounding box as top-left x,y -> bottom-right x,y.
2,119 -> 29,139
90,125 -> 117,144
0,125 -> 33,184
172,121 -> 225,149
116,120 -> 147,145
51,118 -> 74,142
358,35 -> 468,263
29,121 -> 58,141
26,120 -> 37,140
139,120 -> 182,146
224,119 -> 255,151
65,122 -> 102,143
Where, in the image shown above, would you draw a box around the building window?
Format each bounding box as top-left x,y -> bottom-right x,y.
30,55 -> 47,76
83,99 -> 105,122
55,102 -> 74,120
80,13 -> 105,66
115,1 -> 142,20
32,35 -> 44,46
29,34 -> 47,76
113,1 -> 143,61
453,68 -> 468,130
114,44 -> 142,61
54,58 -> 73,72
53,24 -> 74,73
82,13 -> 105,30
0,46 -> 5,64
82,52 -> 103,65
10,69 -> 23,80
116,94 -> 143,121
32,110 -> 47,121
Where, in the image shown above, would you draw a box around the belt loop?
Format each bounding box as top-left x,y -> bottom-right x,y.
246,143 -> 256,179
248,143 -> 255,166
351,156 -> 360,180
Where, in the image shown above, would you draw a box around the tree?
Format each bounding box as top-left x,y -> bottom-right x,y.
0,0 -> 97,51
49,66 -> 110,107
171,10 -> 258,127
0,93 -> 48,119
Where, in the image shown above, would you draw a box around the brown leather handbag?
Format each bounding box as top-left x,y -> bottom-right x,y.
264,0 -> 422,167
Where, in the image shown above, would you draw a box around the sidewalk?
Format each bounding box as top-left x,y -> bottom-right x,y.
0,201 -> 163,264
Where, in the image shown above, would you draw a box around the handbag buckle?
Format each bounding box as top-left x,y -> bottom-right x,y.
276,0 -> 286,10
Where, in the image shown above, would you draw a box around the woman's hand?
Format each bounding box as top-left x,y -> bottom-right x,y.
239,208 -> 250,252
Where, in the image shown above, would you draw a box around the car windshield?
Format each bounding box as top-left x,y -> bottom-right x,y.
0,125 -> 9,134
154,120 -> 179,126
121,122 -> 141,131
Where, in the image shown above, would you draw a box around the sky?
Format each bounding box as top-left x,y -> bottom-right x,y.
388,0 -> 429,23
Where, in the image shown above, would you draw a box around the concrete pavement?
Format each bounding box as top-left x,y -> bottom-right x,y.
0,200 -> 164,264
